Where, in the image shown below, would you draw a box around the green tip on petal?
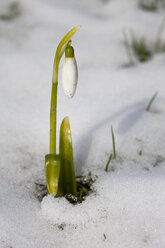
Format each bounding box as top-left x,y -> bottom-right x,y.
65,46 -> 74,58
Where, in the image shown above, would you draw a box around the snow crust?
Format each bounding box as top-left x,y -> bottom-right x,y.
0,0 -> 165,247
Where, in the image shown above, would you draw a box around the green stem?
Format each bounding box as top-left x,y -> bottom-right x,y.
49,26 -> 80,155
50,82 -> 58,154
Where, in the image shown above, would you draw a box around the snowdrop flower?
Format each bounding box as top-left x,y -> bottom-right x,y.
62,45 -> 78,98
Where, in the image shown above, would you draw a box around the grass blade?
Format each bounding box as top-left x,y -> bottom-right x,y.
111,126 -> 116,159
105,153 -> 113,172
146,91 -> 158,111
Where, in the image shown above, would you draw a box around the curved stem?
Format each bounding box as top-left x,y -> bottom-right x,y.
49,26 -> 80,154
52,26 -> 80,84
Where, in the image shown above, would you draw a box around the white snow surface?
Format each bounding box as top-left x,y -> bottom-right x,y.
0,0 -> 165,247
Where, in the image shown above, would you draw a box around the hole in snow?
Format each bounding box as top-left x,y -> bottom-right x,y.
34,172 -> 97,204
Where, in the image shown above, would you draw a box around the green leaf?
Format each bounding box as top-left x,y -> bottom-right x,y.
45,154 -> 61,196
59,117 -> 77,196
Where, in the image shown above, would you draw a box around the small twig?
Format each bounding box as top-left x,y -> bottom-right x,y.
105,153 -> 113,172
146,91 -> 158,111
111,126 -> 116,159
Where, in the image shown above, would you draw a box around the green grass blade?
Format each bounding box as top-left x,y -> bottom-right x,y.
105,153 -> 113,172
111,126 -> 116,159
146,91 -> 158,111
45,154 -> 61,196
59,117 -> 77,196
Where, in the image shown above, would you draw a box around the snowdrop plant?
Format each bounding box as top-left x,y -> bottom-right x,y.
45,26 -> 80,197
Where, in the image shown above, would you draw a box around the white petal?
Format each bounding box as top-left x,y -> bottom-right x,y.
62,57 -> 78,98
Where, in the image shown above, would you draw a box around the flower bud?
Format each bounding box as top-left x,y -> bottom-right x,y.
61,46 -> 78,98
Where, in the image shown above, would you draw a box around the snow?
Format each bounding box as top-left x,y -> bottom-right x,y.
0,0 -> 165,247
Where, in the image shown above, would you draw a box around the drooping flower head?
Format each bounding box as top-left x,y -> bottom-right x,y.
62,45 -> 78,98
